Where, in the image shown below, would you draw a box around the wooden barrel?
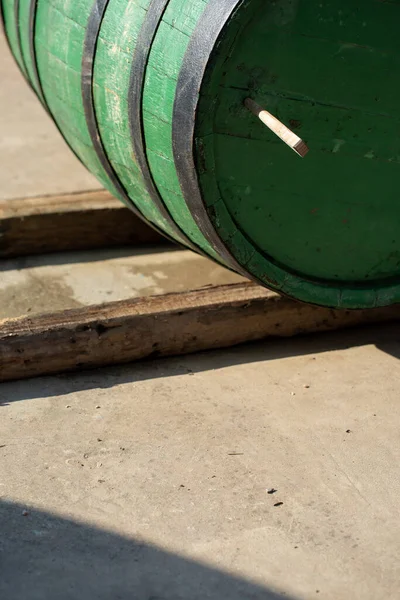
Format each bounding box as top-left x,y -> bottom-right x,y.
2,0 -> 400,309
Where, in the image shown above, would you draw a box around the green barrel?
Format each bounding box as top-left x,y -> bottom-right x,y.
2,0 -> 400,309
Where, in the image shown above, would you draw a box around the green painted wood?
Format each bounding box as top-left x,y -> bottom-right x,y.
92,0 -> 185,243
195,0 -> 400,307
17,0 -> 46,100
17,0 -> 39,91
3,0 -> 400,308
1,0 -> 28,77
142,0 -> 222,261
33,0 -> 124,199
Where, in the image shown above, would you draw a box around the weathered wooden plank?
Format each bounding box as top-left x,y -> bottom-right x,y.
0,189 -> 168,257
1,281 -> 399,382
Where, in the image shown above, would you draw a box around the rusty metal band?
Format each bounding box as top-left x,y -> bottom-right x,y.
26,0 -> 89,168
14,0 -> 30,81
172,0 -> 253,277
128,0 -> 210,255
82,0 -> 178,242
28,0 -> 47,105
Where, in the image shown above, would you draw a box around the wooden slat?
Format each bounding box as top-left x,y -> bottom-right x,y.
1,282 -> 399,382
0,189 -> 168,257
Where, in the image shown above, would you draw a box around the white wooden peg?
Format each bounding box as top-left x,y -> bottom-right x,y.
245,98 -> 309,158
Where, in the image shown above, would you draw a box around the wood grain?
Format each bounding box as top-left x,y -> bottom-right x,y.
1,281 -> 399,382
0,189 -> 168,257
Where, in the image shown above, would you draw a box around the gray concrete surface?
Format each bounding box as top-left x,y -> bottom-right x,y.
0,247 -> 243,318
1,324 -> 400,599
1,28 -> 400,600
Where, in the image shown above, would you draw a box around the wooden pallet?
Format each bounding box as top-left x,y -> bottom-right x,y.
1,190 -> 399,382
0,189 -> 167,258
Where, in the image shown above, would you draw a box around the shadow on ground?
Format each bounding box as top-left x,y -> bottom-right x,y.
0,245 -> 181,273
0,499 -> 295,600
1,321 -> 399,404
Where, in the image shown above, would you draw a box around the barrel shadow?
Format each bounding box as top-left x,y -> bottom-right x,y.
0,499 -> 295,600
0,245 -> 180,273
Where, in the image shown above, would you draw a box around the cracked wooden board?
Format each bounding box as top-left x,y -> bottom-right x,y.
1,281 -> 399,382
0,189 -> 168,257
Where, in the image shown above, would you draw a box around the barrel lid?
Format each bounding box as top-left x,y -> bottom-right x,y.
194,0 -> 400,308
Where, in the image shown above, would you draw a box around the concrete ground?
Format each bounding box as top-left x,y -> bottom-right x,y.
0,247 -> 243,319
1,30 -> 400,600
